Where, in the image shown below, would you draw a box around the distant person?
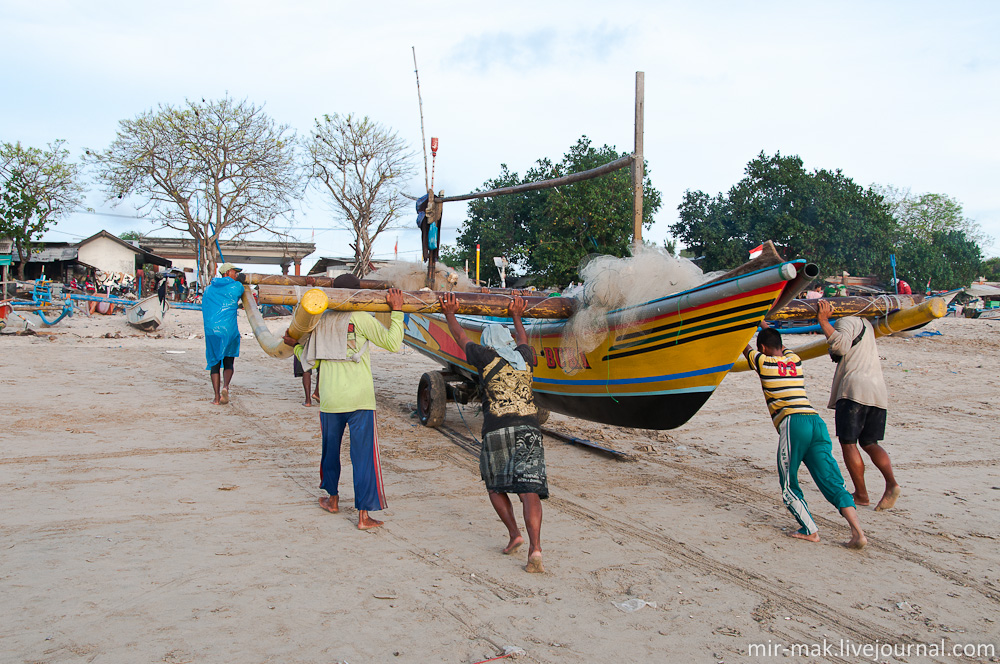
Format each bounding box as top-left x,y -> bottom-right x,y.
817,300 -> 900,510
896,279 -> 912,295
293,355 -> 320,407
156,277 -> 167,307
202,263 -> 244,405
744,324 -> 867,549
439,292 -> 548,572
282,273 -> 404,530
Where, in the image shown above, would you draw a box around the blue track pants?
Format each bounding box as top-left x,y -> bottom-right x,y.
319,410 -> 387,512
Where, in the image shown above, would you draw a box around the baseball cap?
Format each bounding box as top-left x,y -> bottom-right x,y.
219,262 -> 242,275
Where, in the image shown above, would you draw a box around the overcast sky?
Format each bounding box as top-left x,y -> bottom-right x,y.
4,0 -> 998,276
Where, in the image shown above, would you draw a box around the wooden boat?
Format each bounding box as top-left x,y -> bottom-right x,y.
402,259 -> 801,429
240,247 -> 945,431
126,295 -> 166,331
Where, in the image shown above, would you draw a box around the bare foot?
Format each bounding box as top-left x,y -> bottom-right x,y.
852,491 -> 870,507
211,397 -> 221,405
357,511 -> 383,530
503,535 -> 524,555
303,399 -> 313,407
318,495 -> 339,513
844,533 -> 868,550
525,552 -> 544,573
219,388 -> 229,405
312,392 -> 320,402
874,485 -> 901,511
788,530 -> 821,543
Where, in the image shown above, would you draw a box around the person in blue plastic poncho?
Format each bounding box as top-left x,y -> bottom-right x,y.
202,263 -> 245,405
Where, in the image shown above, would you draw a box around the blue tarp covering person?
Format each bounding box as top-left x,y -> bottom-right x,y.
202,262 -> 245,405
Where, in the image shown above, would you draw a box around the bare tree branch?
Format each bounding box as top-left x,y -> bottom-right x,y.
86,97 -> 303,286
305,113 -> 415,275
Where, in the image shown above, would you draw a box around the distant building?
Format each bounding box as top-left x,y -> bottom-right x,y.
7,231 -> 171,281
307,256 -> 393,278
140,237 -> 315,280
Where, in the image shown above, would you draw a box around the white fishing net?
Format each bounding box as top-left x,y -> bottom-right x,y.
558,245 -> 723,373
366,261 -> 475,292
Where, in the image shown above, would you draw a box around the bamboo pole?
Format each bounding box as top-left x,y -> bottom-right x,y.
238,273 -> 386,290
240,286 -> 329,359
256,286 -> 577,319
768,294 -> 926,321
732,297 -> 946,372
436,155 -> 634,204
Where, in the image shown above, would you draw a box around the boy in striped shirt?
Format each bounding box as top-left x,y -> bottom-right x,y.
744,325 -> 867,549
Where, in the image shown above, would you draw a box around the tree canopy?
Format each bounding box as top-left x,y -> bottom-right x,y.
86,96 -> 301,285
442,137 -> 661,287
672,152 -> 895,278
670,152 -> 986,289
305,113 -> 414,276
1,140 -> 87,279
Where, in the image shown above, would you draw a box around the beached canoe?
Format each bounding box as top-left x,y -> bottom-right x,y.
126,295 -> 166,331
403,260 -> 800,429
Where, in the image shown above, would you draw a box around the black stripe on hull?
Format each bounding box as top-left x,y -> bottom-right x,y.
534,390 -> 713,430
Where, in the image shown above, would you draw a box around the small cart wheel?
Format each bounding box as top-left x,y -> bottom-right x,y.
417,371 -> 447,427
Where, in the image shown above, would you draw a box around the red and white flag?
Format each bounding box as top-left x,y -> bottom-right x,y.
749,243 -> 763,259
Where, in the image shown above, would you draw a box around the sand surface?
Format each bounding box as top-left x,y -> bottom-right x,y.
2,306 -> 999,663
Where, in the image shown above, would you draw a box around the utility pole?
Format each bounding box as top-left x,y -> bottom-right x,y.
632,71 -> 645,245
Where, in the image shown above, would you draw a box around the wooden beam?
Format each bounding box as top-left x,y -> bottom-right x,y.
435,155 -> 633,203
256,286 -> 577,319
633,71 -> 645,245
769,295 -> 927,321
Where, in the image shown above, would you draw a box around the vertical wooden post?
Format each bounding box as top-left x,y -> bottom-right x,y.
632,71 -> 645,246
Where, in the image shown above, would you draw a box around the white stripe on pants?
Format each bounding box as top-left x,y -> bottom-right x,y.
777,418 -> 818,535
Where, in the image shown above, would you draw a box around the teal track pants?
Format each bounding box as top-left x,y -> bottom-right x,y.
776,413 -> 855,535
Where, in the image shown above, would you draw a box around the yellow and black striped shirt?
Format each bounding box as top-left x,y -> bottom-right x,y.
747,349 -> 816,429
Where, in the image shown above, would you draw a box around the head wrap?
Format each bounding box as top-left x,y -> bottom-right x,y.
479,324 -> 526,371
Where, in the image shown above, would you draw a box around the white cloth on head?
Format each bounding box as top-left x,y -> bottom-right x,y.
480,324 -> 526,371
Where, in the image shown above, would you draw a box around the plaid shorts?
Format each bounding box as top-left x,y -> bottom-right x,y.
480,424 -> 548,498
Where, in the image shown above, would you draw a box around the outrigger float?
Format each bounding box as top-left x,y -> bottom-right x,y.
236,245 -> 946,431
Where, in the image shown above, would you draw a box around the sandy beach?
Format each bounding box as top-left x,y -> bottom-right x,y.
1,306 -> 998,663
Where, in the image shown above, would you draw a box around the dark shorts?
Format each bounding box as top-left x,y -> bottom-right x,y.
293,356 -> 306,377
835,399 -> 887,445
209,356 -> 235,374
480,424 -> 548,498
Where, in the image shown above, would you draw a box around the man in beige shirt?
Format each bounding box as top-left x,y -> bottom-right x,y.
817,301 -> 900,511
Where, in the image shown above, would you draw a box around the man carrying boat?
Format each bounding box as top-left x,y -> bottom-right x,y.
817,300 -> 901,511
744,325 -> 867,549
282,273 -> 404,530
439,292 -> 548,573
202,263 -> 245,405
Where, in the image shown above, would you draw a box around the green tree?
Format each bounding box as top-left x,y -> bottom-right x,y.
672,152 -> 896,277
877,186 -> 990,246
305,113 -> 414,276
118,230 -> 144,242
876,186 -> 988,289
449,137 -> 660,287
1,140 -> 87,279
980,256 -> 1000,282
895,230 -> 982,290
86,96 -> 301,286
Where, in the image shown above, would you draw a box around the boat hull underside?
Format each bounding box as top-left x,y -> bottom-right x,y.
534,390 -> 713,429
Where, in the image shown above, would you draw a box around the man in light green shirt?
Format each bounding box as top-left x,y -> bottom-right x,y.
283,276 -> 404,530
